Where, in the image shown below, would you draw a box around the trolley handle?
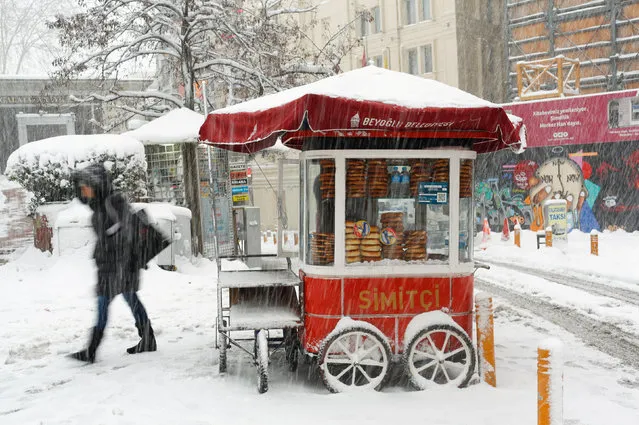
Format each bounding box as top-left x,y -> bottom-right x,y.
218,254 -> 278,259
474,261 -> 490,274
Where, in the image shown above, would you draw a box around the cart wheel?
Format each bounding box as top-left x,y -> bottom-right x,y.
284,329 -> 299,372
318,326 -> 391,393
403,324 -> 476,390
218,320 -> 228,374
256,329 -> 269,394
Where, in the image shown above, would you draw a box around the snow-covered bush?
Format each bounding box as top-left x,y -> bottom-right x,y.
5,134 -> 147,213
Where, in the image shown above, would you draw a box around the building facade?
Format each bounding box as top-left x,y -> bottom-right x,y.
303,0 -> 507,102
0,77 -> 151,173
506,0 -> 639,100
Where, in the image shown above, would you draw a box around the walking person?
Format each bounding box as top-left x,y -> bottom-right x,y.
69,163 -> 157,363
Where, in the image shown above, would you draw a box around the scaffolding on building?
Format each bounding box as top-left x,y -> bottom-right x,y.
506,0 -> 639,100
517,55 -> 581,100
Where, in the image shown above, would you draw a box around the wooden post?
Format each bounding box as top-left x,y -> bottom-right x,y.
517,62 -> 523,98
590,230 -> 598,256
557,56 -> 564,97
538,339 -> 563,425
545,226 -> 553,248
475,293 -> 497,387
514,223 -> 521,248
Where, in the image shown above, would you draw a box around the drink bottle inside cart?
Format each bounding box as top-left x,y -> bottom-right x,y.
399,166 -> 410,198
390,166 -> 401,198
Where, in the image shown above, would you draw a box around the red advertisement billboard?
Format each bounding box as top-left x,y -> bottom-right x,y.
502,89 -> 639,148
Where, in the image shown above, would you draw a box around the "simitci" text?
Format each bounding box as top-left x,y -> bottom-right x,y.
358,287 -> 441,312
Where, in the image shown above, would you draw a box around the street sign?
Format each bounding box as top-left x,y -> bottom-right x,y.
230,162 -> 246,170
230,170 -> 247,180
543,199 -> 568,240
232,194 -> 250,202
232,185 -> 249,194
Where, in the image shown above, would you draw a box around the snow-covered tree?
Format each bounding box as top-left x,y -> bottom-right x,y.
48,0 -> 361,116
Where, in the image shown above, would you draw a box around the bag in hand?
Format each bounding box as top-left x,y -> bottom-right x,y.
130,208 -> 171,269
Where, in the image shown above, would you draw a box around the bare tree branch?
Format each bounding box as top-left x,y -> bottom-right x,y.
51,0 -> 361,114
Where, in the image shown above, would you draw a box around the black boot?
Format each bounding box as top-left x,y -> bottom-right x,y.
69,327 -> 104,363
127,322 -> 157,354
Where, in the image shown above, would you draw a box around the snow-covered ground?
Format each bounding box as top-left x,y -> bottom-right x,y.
1,232 -> 639,424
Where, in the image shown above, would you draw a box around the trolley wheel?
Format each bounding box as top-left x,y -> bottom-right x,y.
318,326 -> 391,393
218,327 -> 228,374
403,324 -> 476,390
255,329 -> 269,394
284,329 -> 299,372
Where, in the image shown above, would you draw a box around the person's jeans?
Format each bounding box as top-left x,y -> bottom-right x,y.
96,292 -> 150,331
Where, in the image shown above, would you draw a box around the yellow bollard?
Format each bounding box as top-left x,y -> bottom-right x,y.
590,230 -> 598,256
538,339 -> 563,425
514,223 -> 521,248
545,226 -> 553,248
475,293 -> 496,387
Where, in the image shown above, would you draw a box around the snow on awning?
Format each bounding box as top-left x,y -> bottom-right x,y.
199,66 -> 526,154
125,108 -> 205,145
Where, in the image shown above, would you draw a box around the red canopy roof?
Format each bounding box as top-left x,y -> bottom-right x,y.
199,66 -> 526,154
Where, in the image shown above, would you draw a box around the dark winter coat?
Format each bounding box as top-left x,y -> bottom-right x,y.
73,164 -> 139,298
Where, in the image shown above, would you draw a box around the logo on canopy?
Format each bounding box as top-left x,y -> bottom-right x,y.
350,113 -> 360,128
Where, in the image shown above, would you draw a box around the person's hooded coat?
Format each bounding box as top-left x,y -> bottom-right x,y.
73,164 -> 139,297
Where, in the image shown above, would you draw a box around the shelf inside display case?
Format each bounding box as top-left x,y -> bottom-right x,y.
345,196 -> 445,264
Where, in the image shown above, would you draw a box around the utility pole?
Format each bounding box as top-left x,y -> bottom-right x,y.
503,0 -> 513,102
609,0 -> 619,91
547,0 -> 556,58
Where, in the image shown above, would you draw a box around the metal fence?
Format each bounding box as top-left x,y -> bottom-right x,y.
199,146 -> 235,259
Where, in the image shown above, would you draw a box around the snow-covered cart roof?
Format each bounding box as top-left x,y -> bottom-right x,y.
199,65 -> 526,154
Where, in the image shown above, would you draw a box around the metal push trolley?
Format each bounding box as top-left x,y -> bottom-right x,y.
199,66 -> 525,394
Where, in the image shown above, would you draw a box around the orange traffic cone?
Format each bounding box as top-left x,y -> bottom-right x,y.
483,219 -> 491,239
501,218 -> 510,241
480,218 -> 490,250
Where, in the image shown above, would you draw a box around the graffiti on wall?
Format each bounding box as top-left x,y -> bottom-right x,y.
528,155 -> 587,231
476,145 -> 639,232
475,162 -> 534,229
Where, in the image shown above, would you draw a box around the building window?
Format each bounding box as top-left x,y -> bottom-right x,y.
359,13 -> 370,37
372,6 -> 382,33
407,48 -> 418,75
373,55 -> 383,68
404,0 -> 417,25
632,99 -> 639,121
422,44 -> 433,73
420,0 -> 432,21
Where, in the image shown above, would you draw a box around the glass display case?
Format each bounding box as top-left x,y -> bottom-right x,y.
301,150 -> 475,272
